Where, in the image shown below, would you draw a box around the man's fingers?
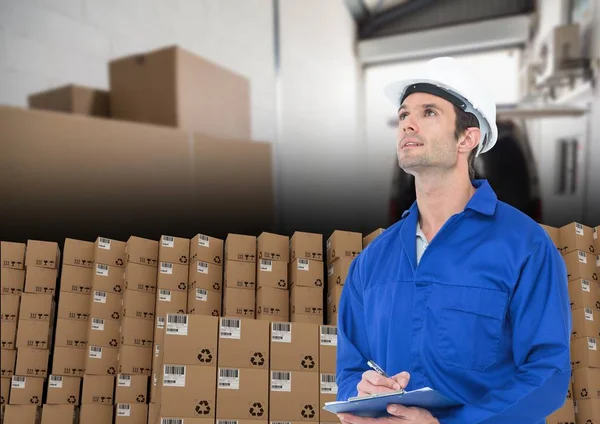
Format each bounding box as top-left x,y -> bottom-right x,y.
387,404 -> 418,419
357,380 -> 398,396
391,371 -> 410,389
338,413 -> 379,424
362,370 -> 401,390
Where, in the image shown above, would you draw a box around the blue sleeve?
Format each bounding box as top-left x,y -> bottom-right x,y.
336,256 -> 371,401
436,239 -> 572,424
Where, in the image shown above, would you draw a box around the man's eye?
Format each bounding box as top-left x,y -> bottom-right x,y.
398,113 -> 408,121
425,109 -> 436,116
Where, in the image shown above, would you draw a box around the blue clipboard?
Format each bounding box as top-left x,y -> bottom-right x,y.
323,387 -> 461,418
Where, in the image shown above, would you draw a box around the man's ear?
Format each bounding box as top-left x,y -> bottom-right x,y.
458,128 -> 481,154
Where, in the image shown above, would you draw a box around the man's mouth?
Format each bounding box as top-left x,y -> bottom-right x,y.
401,141 -> 424,149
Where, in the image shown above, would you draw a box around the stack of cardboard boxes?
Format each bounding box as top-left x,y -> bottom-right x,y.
223,234 -> 257,320
187,234 -> 224,317
319,324 -> 339,424
255,232 -> 290,324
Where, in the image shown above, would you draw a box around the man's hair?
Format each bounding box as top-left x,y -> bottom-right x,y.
453,105 -> 480,180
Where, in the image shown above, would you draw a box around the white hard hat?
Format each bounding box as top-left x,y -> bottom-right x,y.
383,57 -> 497,156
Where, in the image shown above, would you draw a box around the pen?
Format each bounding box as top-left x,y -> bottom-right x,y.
367,360 -> 390,378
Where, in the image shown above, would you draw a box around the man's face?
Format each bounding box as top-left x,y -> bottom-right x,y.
396,92 -> 458,174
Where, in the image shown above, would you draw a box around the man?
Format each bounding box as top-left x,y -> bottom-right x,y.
335,57 -> 571,424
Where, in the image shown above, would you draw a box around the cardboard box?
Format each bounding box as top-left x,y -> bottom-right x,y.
225,235 -> 256,263
190,234 -> 224,266
81,375 -> 115,404
291,286 -> 324,319
15,348 -> 49,378
1,322 -> 16,350
290,232 -> 323,263
53,318 -> 88,349
1,295 -> 19,322
28,84 -> 109,118
124,263 -> 157,294
56,292 -> 90,321
217,318 -> 269,369
25,240 -> 60,270
270,322 -> 319,372
571,308 -> 600,340
188,261 -> 223,293
327,257 -> 353,288
320,373 -> 338,422
123,289 -> 155,321
60,265 -> 93,294
46,375 -> 81,405
327,285 -> 344,326
88,316 -> 120,349
79,404 -> 113,424
84,346 -> 119,376
162,314 -> 218,366
158,262 -> 189,292
222,287 -> 255,319
94,238 -> 127,268
290,258 -> 324,289
1,349 -> 16,378
20,293 -> 53,322
257,259 -> 288,290
116,374 -> 148,404
16,320 -> 52,350
269,370 -> 319,421
257,232 -> 289,262
1,269 -> 24,295
545,398 -> 575,424
224,261 -> 255,290
159,236 -> 190,265
155,289 -> 187,316
216,368 -> 268,419
157,364 -> 217,418
92,263 -> 124,294
594,226 -> 599,253
326,231 -> 362,265
63,238 -> 95,268
1,377 -> 8,405
51,347 -> 85,377
40,404 -> 79,424
540,224 -> 561,251
120,317 -> 153,348
90,290 -> 122,321
115,403 -> 147,423
109,45 -> 250,141
187,288 -> 221,318
319,325 -> 338,374
0,242 -> 25,270
118,345 -> 152,376
363,228 -> 385,248
126,237 -> 158,268
576,397 -> 600,423
571,337 -> 600,369
559,223 -> 595,255
568,279 -> 600,311
256,287 -> 289,322
573,367 -> 600,400
24,267 -> 58,295
563,251 -> 598,282
9,376 -> 43,405
3,405 -> 41,424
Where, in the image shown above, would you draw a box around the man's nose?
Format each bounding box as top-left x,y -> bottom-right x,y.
399,115 -> 418,133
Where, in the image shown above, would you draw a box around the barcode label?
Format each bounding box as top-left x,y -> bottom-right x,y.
162,420 -> 183,424
298,259 -> 309,271
585,308 -> 594,321
160,262 -> 173,274
578,251 -> 587,264
260,260 -> 272,272
196,288 -> 208,301
162,236 -> 175,248
582,280 -> 591,292
166,314 -> 188,336
328,264 -> 334,276
218,368 -> 240,390
117,404 -> 131,417
198,234 -> 210,247
98,237 -> 111,250
118,374 -> 132,387
220,318 -> 241,339
91,318 -> 104,331
89,346 -> 102,359
589,337 -> 597,350
320,373 -> 338,394
272,322 -> 292,343
594,227 -> 598,239
157,317 -> 165,329
159,289 -> 171,302
597,255 -> 600,268
96,264 -> 109,277
576,223 -> 584,236
320,325 -> 338,346
271,371 -> 291,392
155,344 -> 160,357
93,291 -> 107,303
327,239 -> 332,250
163,365 -> 186,387
197,261 -> 209,274
217,421 -> 238,424
49,375 -> 63,388
12,376 -> 25,388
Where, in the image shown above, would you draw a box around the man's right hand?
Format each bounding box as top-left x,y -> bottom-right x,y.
356,371 -> 410,397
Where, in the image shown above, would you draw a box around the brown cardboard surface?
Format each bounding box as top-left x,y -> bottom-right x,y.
190,234 -> 224,266
63,238 -> 95,268
124,263 -> 157,294
222,288 -> 255,319
270,322 -> 319,372
25,240 -> 60,270
90,290 -> 122,321
123,289 -> 155,321
15,348 -> 49,378
54,318 -> 89,349
126,237 -> 159,268
291,314 -> 323,325
121,317 -> 154,348
56,291 -> 90,322
1,377 -> 8,405
224,261 -> 255,291
327,257 -> 354,288
539,224 -> 561,251
1,242 -> 25,270
573,367 -> 600,400
217,318 -> 269,370
81,375 -> 115,404
256,287 -> 289,322
20,293 -> 54,322
1,349 -> 16,378
545,398 -> 575,424
290,258 -> 324,289
291,286 -> 324,318
327,285 -> 344,326
269,370 -> 319,421
3,405 -> 41,424
320,377 -> 338,422
290,232 -> 323,263
16,319 -> 52,350
594,226 -> 599,253
45,375 -> 81,405
257,232 -> 289,262
115,403 -> 148,423
92,263 -> 124,294
157,262 -> 188,292
9,375 -> 44,405
1,295 -> 20,322
28,84 -> 109,118
84,346 -> 119,376
59,265 -> 93,294
79,403 -> 113,424
363,228 -> 385,248
571,337 -> 600,369
155,289 -> 187,316
88,316 -> 120,349
225,235 -> 257,263
188,261 -> 223,293
94,238 -> 127,268
326,231 -> 362,265
1,269 -> 24,295
157,364 -> 217,418
40,404 -> 78,424
559,223 -> 595,255
563,251 -> 598,282
24,267 -> 58,296
319,326 -> 338,374
51,347 -> 85,377
119,345 -> 152,376
571,308 -> 600,340
187,288 -> 221,317
1,321 -> 16,350
162,314 -> 218,366
257,259 -> 287,290
159,236 -> 190,266
576,398 -> 600,423
568,279 -> 600,311
116,374 -> 148,404
215,368 -> 268,419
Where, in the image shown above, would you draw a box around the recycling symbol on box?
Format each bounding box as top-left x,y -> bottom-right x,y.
250,352 -> 265,367
211,310 -> 219,317
590,245 -> 595,253
180,255 -> 188,264
178,282 -> 186,290
597,301 -> 600,309
68,395 -> 76,404
593,273 -> 598,281
301,355 -> 315,369
214,256 -> 221,264
336,276 -> 341,284
249,402 -> 264,417
136,395 -> 145,403
195,400 -> 211,415
212,282 -> 220,290
586,420 -> 592,424
198,349 -> 213,363
315,279 -> 323,287
107,367 -> 116,375
333,305 -> 337,313
111,312 -> 120,320
113,285 -> 122,293
581,388 -> 588,397
278,280 -> 286,288
116,259 -> 124,266
30,396 -> 40,404
109,339 -> 118,347
301,405 -> 315,419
